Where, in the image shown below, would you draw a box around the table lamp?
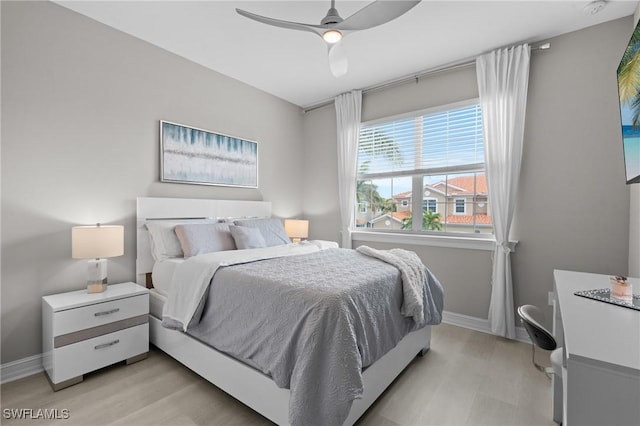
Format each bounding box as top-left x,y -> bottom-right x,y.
72,224 -> 124,293
284,219 -> 309,243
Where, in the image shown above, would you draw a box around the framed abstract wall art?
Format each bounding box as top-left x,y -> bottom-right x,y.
160,120 -> 258,188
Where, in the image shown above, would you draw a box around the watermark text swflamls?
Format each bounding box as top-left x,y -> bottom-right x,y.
2,408 -> 70,420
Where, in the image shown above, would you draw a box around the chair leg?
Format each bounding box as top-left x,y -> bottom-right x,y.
530,344 -> 554,378
552,372 -> 563,424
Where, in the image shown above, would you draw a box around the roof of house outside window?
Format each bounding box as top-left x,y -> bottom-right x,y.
445,214 -> 493,225
392,174 -> 488,200
443,175 -> 488,195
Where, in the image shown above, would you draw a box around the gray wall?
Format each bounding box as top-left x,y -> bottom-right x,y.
301,104 -> 341,243
631,187 -> 639,277
512,17 -> 631,320
1,1 -> 303,364
302,18 -> 632,323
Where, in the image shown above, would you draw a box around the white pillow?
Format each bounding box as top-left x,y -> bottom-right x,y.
175,223 -> 236,258
229,225 -> 267,250
232,218 -> 290,247
145,219 -> 217,261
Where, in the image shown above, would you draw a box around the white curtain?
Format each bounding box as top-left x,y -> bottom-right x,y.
335,90 -> 362,248
476,44 -> 530,339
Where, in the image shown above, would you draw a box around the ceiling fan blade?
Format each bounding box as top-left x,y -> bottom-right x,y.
335,0 -> 421,31
236,8 -> 325,37
328,42 -> 348,77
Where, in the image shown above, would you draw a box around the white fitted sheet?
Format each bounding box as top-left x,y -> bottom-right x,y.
151,258 -> 184,296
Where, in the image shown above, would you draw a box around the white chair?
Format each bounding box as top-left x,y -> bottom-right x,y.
517,304 -> 565,424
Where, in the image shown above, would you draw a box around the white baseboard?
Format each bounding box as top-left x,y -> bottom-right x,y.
0,312 -> 530,384
1,353 -> 44,384
442,310 -> 531,344
515,326 -> 531,343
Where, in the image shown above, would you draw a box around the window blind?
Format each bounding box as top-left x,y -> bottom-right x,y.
358,104 -> 484,178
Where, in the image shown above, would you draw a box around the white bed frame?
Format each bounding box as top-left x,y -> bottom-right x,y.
136,197 -> 431,426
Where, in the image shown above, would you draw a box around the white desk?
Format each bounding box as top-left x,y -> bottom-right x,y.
553,270 -> 640,426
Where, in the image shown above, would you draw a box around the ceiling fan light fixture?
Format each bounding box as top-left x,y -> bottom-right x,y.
323,29 -> 342,44
236,0 -> 422,76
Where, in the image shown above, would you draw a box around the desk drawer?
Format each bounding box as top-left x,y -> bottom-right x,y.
53,293 -> 149,336
51,323 -> 148,384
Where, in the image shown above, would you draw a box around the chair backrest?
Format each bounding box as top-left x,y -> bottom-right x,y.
517,305 -> 557,351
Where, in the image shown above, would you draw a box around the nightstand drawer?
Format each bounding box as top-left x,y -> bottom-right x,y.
53,293 -> 149,336
52,323 -> 149,383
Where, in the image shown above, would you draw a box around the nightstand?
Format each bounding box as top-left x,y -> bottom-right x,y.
42,282 -> 149,391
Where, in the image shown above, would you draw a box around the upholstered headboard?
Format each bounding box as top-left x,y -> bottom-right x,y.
136,197 -> 272,285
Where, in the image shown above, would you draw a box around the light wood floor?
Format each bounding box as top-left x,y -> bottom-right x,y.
1,323 -> 555,426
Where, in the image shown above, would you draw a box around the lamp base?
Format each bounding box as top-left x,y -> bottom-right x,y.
87,282 -> 108,293
87,259 -> 108,293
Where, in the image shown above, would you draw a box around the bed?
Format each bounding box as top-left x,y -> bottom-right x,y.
136,197 -> 443,426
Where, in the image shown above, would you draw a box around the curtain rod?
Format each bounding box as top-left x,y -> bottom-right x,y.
302,42 -> 551,114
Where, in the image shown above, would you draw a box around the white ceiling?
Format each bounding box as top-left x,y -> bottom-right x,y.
56,1 -> 638,108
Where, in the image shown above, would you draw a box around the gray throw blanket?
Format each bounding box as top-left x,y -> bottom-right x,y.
356,245 -> 429,326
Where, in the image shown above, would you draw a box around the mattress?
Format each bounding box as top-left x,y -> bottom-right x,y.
149,288 -> 166,319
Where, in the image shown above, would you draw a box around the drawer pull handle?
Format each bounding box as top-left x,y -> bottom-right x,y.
94,308 -> 119,317
94,339 -> 120,350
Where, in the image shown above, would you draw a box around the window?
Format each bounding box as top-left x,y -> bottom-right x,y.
358,202 -> 368,214
423,198 -> 437,212
356,100 -> 492,235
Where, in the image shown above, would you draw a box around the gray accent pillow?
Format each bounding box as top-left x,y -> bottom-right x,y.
229,225 -> 267,250
232,218 -> 291,247
175,223 -> 236,258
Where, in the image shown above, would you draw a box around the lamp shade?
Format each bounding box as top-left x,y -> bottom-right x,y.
284,219 -> 309,239
72,225 -> 124,259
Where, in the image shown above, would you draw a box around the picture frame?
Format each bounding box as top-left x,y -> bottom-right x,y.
160,120 -> 258,188
617,20 -> 640,185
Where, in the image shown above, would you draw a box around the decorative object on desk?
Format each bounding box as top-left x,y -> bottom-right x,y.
284,219 -> 309,243
574,288 -> 640,311
160,120 -> 258,188
610,275 -> 633,302
72,224 -> 124,293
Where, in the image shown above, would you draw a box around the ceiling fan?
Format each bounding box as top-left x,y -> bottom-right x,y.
236,1 -> 421,77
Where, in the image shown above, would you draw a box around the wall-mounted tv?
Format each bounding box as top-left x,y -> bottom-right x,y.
618,19 -> 640,184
